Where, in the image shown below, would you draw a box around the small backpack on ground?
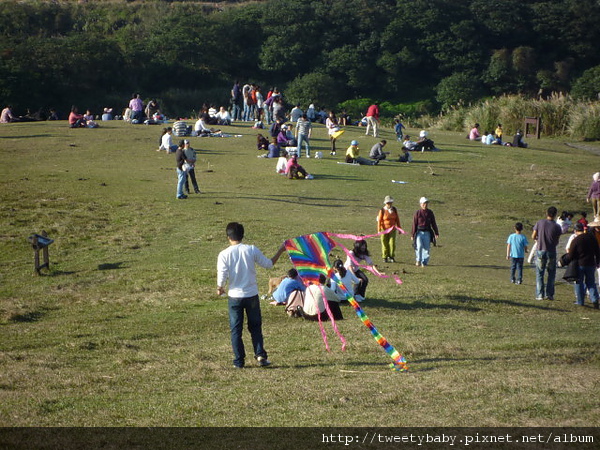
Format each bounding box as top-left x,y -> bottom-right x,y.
285,290 -> 305,317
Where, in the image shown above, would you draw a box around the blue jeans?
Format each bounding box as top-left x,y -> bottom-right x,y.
176,168 -> 187,198
415,230 -> 431,265
510,257 -> 524,283
231,102 -> 241,121
535,250 -> 556,299
228,295 -> 267,367
574,265 -> 600,305
263,105 -> 272,124
297,134 -> 310,157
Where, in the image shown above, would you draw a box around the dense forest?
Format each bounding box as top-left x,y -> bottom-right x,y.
1,0 -> 600,117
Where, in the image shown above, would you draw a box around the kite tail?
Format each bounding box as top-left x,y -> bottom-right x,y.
317,284 -> 347,351
337,244 -> 403,285
334,280 -> 408,372
329,225 -> 406,241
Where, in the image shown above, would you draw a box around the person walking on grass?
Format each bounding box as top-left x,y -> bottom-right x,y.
411,197 -> 439,267
506,222 -> 528,284
568,222 -> 600,309
377,196 -> 401,263
531,206 -> 562,301
217,222 -> 286,369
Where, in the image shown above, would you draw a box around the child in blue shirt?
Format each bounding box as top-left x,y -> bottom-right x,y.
270,268 -> 305,305
506,222 -> 529,284
394,119 -> 406,141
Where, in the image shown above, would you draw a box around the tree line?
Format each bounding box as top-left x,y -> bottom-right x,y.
1,0 -> 600,118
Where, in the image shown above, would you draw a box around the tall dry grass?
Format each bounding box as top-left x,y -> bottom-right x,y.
433,94 -> 600,140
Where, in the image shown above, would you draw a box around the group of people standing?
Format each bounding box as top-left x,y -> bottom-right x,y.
507,203 -> 600,309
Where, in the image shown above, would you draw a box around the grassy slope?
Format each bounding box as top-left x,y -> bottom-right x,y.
0,119 -> 599,427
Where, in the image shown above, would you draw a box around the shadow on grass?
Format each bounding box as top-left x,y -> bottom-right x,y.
215,192 -> 372,208
35,269 -> 78,277
0,134 -> 52,139
98,261 -> 128,270
355,295 -> 567,312
350,298 -> 482,312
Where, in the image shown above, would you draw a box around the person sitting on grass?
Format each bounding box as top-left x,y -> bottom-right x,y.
399,146 -> 413,163
346,140 -> 377,165
285,155 -> 313,179
68,106 -> 86,128
270,268 -> 306,305
275,150 -> 288,174
416,130 -> 437,151
512,129 -> 528,148
159,127 -> 178,153
257,133 -> 269,152
332,259 -> 361,302
267,137 -> 281,158
299,274 -> 344,321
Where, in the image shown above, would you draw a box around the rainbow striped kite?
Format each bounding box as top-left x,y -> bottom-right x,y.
284,231 -> 408,372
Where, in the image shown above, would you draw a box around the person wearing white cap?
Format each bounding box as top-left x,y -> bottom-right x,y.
377,196 -> 401,263
586,172 -> 600,218
411,197 -> 439,266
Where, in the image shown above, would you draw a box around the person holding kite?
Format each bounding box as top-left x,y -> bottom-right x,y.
217,222 -> 286,369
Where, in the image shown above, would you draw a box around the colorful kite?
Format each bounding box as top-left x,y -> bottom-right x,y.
284,228 -> 408,372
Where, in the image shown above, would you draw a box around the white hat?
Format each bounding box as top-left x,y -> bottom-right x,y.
419,130 -> 428,138
384,195 -> 394,204
419,197 -> 429,204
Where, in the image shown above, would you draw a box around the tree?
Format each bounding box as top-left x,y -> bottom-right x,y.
285,72 -> 343,109
436,72 -> 485,109
571,65 -> 600,100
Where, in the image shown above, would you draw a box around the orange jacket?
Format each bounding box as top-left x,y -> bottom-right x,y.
377,206 -> 401,231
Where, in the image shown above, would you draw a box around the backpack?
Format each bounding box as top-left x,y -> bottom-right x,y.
285,290 -> 305,317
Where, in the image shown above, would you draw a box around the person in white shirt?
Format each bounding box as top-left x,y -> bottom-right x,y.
217,222 -> 285,369
332,259 -> 361,302
301,274 -> 343,321
215,106 -> 232,126
159,127 -> 177,153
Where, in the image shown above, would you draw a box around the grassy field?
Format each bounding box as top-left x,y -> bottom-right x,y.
0,118 -> 599,428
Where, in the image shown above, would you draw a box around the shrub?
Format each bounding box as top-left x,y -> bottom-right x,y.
571,65 -> 600,100
568,101 -> 600,141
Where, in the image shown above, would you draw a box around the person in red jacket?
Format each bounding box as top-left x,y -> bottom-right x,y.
365,103 -> 380,137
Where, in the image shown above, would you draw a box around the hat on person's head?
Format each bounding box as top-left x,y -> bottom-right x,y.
351,140 -> 358,146
419,197 -> 429,204
383,195 -> 394,204
593,172 -> 600,182
183,139 -> 190,144
281,124 -> 287,130
419,130 -> 428,138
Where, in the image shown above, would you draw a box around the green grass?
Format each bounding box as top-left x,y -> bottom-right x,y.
1,119 -> 599,427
